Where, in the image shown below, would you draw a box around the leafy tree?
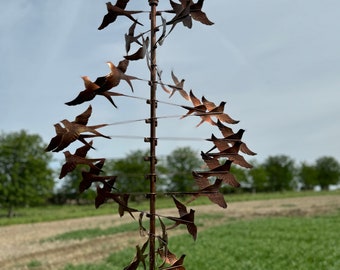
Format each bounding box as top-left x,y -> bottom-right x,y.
165,147 -> 203,192
248,161 -> 268,193
298,162 -> 318,190
262,155 -> 296,191
0,130 -> 54,217
314,156 -> 340,190
106,150 -> 166,197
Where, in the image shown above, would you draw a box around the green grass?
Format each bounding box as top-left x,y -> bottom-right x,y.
27,259 -> 42,268
63,211 -> 340,270
1,190 -> 339,226
47,222 -> 139,242
46,213 -> 221,242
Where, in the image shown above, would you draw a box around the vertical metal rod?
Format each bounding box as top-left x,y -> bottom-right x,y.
148,0 -> 158,269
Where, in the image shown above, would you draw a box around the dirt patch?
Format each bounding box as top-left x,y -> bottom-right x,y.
1,194 -> 339,269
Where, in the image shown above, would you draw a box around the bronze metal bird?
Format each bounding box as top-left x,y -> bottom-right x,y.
188,0 -> 214,25
59,142 -> 105,179
118,194 -> 138,219
59,105 -> 111,146
125,21 -> 143,53
124,36 -> 149,61
169,71 -> 189,100
194,112 -> 217,127
95,178 -> 115,208
207,145 -> 253,169
158,248 -> 178,267
181,89 -> 207,118
49,106 -> 109,152
207,133 -> 257,156
167,0 -> 192,30
79,160 -> 106,193
188,172 -> 227,208
124,240 -> 149,270
94,60 -> 137,93
98,1 -> 143,30
157,15 -> 167,45
216,119 -> 235,137
157,217 -> 173,267
45,123 -> 96,152
200,98 -> 239,124
189,89 -> 201,107
180,104 -> 206,119
80,171 -> 117,194
65,76 -> 118,107
185,93 -> 220,126
157,69 -> 171,94
166,196 -> 197,241
166,0 -> 214,29
161,254 -> 186,270
197,152 -> 240,187
104,192 -> 138,219
207,101 -> 239,124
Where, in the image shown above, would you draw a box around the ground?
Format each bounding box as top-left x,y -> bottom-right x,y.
0,195 -> 339,269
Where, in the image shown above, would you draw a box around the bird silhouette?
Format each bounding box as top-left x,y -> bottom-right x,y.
59,142 -> 105,179
95,177 -> 116,208
161,254 -> 186,270
124,36 -> 149,61
207,145 -> 253,169
124,240 -> 149,270
157,69 -> 171,94
188,172 -> 227,208
180,104 -> 206,118
79,160 -> 106,193
48,106 -> 110,152
103,192 -> 138,219
45,123 -> 97,152
189,89 -> 201,107
166,0 -> 214,32
197,152 -> 240,187
81,174 -> 117,193
184,91 -> 219,126
65,76 -> 118,107
200,98 -> 239,124
207,133 -> 256,156
157,217 -> 175,267
118,194 -> 138,219
169,71 -> 190,100
158,248 -> 179,267
157,15 -> 167,45
98,1 -> 143,30
189,0 -> 214,25
93,60 -> 138,93
125,21 -> 143,53
167,0 -> 192,30
195,112 -> 217,127
216,119 -> 235,137
208,101 -> 239,124
166,196 -> 197,241
60,105 -> 110,140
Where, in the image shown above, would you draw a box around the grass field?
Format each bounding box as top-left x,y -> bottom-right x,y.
1,190 -> 338,226
1,191 -> 339,269
62,211 -> 340,270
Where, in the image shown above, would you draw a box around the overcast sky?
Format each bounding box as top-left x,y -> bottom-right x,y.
1,0 -> 340,166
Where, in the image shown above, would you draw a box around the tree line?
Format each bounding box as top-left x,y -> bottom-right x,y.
1,130 -> 339,217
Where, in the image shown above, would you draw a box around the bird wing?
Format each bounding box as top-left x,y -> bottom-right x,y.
74,105 -> 92,125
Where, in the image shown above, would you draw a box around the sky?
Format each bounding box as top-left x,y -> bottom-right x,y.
1,0 -> 340,166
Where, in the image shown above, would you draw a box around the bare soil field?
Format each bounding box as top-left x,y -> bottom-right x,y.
1,195 -> 339,270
